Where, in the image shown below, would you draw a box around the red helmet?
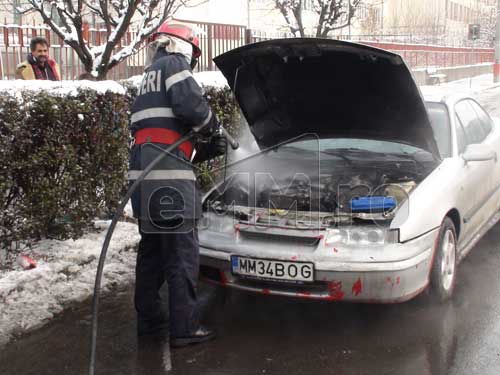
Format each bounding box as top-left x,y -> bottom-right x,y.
152,21 -> 201,58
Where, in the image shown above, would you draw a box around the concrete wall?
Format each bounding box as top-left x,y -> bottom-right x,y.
413,63 -> 493,85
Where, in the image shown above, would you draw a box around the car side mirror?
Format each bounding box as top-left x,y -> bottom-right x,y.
462,144 -> 497,163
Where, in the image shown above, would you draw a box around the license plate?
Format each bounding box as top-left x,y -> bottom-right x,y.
231,256 -> 314,282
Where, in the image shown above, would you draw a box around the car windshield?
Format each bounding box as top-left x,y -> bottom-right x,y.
426,102 -> 451,158
277,137 -> 424,156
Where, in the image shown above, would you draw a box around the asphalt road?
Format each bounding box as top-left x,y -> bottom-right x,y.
1,86 -> 500,375
1,218 -> 500,375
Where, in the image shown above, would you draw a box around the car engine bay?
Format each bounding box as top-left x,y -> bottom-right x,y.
203,149 -> 439,229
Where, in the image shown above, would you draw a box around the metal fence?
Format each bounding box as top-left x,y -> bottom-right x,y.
361,41 -> 494,69
250,31 -> 495,70
185,20 -> 248,71
0,22 -> 147,80
0,20 -> 495,80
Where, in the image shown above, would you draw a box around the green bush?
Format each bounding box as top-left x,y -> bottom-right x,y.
0,88 -> 131,245
0,81 -> 240,248
195,85 -> 241,190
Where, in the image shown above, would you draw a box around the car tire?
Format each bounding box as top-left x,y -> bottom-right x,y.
430,217 -> 458,302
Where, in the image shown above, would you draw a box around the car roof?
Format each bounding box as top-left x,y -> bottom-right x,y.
422,91 -> 475,106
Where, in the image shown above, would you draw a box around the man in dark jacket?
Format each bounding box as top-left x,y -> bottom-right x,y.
129,22 -> 226,347
16,37 -> 61,81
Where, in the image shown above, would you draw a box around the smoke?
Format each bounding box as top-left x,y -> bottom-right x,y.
228,116 -> 259,163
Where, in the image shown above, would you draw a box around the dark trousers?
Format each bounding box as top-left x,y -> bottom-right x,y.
135,223 -> 199,337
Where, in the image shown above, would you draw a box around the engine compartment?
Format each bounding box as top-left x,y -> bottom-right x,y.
203,146 -> 439,227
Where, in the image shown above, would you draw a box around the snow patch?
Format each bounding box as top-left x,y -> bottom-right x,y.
125,70 -> 229,90
420,73 -> 500,100
193,71 -> 229,88
125,74 -> 145,88
0,80 -> 127,96
124,199 -> 134,218
0,221 -> 140,346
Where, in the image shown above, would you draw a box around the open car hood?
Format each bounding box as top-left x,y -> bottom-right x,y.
214,38 -> 439,157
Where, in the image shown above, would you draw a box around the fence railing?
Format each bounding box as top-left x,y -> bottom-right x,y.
249,31 -> 494,70
0,21 -> 495,80
361,41 -> 494,68
0,22 -> 147,80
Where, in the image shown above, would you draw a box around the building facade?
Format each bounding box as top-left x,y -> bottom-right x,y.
382,0 -> 496,46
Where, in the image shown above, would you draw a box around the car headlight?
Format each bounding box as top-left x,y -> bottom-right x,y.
199,212 -> 236,233
325,227 -> 400,245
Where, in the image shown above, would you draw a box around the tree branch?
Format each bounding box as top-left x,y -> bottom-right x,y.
96,0 -> 141,77
99,0 -> 112,35
107,0 -> 173,72
24,0 -> 190,79
292,1 -> 305,37
275,1 -> 301,36
85,3 -> 105,22
314,0 -> 361,38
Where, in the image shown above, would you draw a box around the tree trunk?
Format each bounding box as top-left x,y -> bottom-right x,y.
97,67 -> 109,81
293,6 -> 305,37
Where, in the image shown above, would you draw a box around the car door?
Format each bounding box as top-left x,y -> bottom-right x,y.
468,100 -> 500,210
454,99 -> 497,248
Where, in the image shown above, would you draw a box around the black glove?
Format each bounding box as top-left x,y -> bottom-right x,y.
192,133 -> 227,163
211,133 -> 228,157
195,112 -> 219,136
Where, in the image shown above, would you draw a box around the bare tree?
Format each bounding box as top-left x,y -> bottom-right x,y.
16,0 -> 203,80
274,0 -> 362,38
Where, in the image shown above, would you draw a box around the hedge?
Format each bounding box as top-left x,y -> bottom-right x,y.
195,85 -> 240,188
0,80 -> 240,249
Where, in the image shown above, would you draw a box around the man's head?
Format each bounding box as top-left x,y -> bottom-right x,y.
30,37 -> 49,65
146,22 -> 201,70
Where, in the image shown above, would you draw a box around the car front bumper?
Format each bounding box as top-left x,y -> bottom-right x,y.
199,228 -> 438,303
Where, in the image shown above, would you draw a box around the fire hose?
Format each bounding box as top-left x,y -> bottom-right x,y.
89,126 -> 239,375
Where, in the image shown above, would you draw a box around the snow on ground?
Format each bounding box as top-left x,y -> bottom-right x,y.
475,85 -> 500,118
420,73 -> 500,100
420,73 -> 500,120
0,79 -> 127,96
0,221 -> 140,346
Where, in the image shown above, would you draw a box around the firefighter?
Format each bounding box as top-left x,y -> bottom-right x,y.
129,21 -> 226,347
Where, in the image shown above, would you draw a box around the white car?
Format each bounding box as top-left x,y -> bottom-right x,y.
198,39 -> 500,302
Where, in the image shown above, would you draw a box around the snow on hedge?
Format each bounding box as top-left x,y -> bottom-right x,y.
125,70 -> 229,90
193,71 -> 229,88
0,221 -> 140,346
0,79 -> 127,96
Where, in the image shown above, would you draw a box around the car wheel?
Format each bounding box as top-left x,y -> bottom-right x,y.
430,217 -> 457,302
